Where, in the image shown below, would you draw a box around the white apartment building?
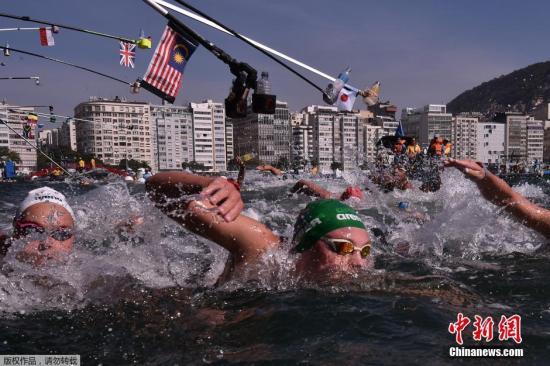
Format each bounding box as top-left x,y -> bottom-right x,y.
308,105 -> 338,171
452,116 -> 478,160
363,123 -> 384,163
0,104 -> 37,173
190,100 -> 227,172
476,122 -> 505,164
291,112 -> 314,166
74,97 -> 155,171
232,101 -> 291,165
401,104 -> 453,146
526,118 -> 544,164
225,120 -> 234,163
150,104 -> 193,170
304,105 -> 364,171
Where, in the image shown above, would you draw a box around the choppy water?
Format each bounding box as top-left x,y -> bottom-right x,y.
0,169 -> 549,365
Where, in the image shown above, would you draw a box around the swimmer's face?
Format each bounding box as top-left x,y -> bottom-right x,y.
296,227 -> 372,276
12,203 -> 75,266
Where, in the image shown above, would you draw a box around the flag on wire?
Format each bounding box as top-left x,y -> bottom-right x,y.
39,28 -> 55,46
140,22 -> 199,103
119,41 -> 136,68
336,87 -> 357,112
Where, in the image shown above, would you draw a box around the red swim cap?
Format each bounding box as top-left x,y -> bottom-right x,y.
340,186 -> 364,200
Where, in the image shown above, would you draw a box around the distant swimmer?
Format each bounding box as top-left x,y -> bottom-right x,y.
146,172 -> 373,282
446,159 -> 550,239
0,187 -> 75,266
256,164 -> 289,180
290,179 -> 364,201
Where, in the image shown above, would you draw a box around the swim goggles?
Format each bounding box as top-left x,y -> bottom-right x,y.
14,221 -> 74,241
321,237 -> 371,258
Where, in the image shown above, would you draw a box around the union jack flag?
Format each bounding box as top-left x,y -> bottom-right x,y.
119,41 -> 136,68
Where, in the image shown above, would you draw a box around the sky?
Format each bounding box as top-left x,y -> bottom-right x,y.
1,0 -> 550,126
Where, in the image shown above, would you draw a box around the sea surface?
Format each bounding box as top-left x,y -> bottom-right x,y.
0,169 -> 549,365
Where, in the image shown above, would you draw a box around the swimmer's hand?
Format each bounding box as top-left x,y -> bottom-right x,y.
200,177 -> 244,222
443,159 -> 486,181
444,159 -> 520,207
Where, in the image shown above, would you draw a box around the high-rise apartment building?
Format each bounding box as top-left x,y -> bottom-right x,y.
189,100 -> 227,172
0,104 -> 37,173
290,111 -> 314,166
401,104 -> 453,146
476,122 -> 505,164
150,104 -> 193,170
304,105 -> 364,171
452,115 -> 478,160
526,118 -> 544,164
59,118 -> 77,151
74,97 -> 155,170
232,101 -> 291,165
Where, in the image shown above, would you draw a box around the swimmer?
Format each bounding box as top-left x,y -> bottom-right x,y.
445,159 -> 550,238
256,164 -> 289,180
290,179 -> 364,201
0,187 -> 75,266
146,172 -> 372,281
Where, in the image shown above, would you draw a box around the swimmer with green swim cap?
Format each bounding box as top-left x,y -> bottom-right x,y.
146,171 -> 373,282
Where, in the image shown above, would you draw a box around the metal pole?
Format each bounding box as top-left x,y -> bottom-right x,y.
0,118 -> 72,175
0,27 -> 50,32
0,45 -> 131,86
151,0 -> 362,93
169,0 -> 326,94
0,12 -> 136,44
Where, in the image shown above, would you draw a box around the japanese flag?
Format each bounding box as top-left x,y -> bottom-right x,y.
39,28 -> 55,46
336,87 -> 357,112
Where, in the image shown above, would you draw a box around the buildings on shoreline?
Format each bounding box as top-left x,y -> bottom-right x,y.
4,96 -> 550,173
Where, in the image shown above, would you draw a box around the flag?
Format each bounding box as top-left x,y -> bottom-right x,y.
394,121 -> 405,137
39,28 -> 55,46
141,22 -> 199,103
119,41 -> 136,68
336,87 -> 357,111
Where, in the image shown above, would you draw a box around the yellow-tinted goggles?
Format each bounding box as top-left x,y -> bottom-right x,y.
321,237 -> 371,258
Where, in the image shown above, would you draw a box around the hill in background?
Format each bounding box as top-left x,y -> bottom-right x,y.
447,61 -> 550,117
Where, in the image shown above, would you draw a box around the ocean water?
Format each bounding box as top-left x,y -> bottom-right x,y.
0,169 -> 549,365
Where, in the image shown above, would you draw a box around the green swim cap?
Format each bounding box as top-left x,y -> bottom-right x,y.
292,199 -> 366,252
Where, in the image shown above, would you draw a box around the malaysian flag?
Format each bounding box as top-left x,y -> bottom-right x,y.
119,41 -> 136,68
140,23 -> 198,103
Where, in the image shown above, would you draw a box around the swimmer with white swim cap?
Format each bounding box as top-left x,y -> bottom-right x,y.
0,187 -> 75,266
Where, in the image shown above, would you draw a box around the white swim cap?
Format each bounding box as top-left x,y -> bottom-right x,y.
18,187 -> 75,221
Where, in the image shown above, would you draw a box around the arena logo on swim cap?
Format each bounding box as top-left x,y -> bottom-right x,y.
336,213 -> 361,221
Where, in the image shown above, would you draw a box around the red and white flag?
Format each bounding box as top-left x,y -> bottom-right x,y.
336,87 -> 357,111
39,28 -> 55,46
140,22 -> 198,103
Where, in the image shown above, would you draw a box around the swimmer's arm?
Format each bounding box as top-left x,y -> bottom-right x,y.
290,179 -> 333,199
146,172 -> 243,222
171,200 -> 280,263
256,164 -> 283,176
446,159 -> 550,238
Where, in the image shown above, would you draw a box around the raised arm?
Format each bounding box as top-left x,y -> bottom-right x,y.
290,179 -> 334,199
146,172 -> 279,264
445,159 -> 550,238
